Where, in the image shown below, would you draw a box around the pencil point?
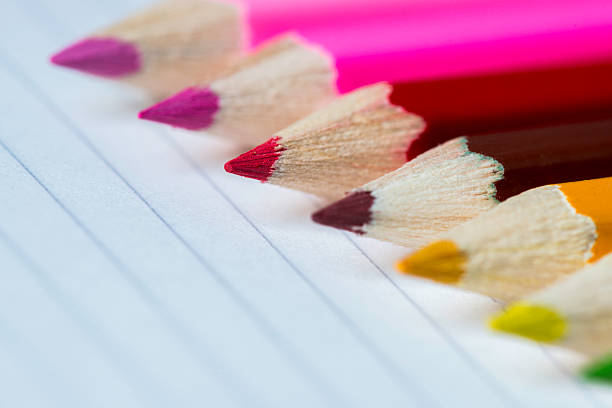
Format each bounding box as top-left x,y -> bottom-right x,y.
224,137 -> 283,181
139,87 -> 219,130
583,355 -> 612,383
312,191 -> 374,234
489,303 -> 567,343
50,37 -> 140,77
396,240 -> 466,284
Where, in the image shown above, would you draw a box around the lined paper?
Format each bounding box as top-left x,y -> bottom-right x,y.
2,0 -> 612,406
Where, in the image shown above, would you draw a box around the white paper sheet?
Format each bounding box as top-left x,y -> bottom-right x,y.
1,0 -> 612,406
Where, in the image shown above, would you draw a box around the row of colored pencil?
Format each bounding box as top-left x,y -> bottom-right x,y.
50,0 -> 612,384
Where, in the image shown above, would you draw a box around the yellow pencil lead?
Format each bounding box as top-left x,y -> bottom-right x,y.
396,240 -> 466,284
489,303 -> 567,343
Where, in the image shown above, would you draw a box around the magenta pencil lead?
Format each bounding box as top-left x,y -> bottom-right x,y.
139,87 -> 219,131
50,37 -> 140,77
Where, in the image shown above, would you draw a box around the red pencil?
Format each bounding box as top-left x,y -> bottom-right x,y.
225,61 -> 612,198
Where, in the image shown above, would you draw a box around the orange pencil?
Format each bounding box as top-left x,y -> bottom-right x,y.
396,177 -> 612,301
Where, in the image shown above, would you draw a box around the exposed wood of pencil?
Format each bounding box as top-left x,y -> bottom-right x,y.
207,35 -> 336,144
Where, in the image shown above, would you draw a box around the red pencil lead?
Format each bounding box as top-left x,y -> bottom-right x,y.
138,87 -> 220,131
50,37 -> 140,78
311,191 -> 374,234
224,137 -> 284,182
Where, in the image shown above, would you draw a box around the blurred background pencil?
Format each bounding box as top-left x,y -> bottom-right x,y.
136,18 -> 612,144
244,0 -> 612,92
312,120 -> 612,247
489,252 -> 612,356
52,0 -> 612,93
139,35 -> 336,144
50,0 -> 244,95
52,0 -> 612,142
397,176 -> 612,300
223,83 -> 424,198
583,354 -> 612,384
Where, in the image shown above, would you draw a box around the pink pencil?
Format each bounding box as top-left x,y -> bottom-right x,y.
243,0 -> 612,91
139,0 -> 612,139
53,0 -> 612,93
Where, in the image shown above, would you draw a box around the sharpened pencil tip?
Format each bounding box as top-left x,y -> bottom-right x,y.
139,87 -> 219,130
489,303 -> 567,342
312,191 -> 374,233
396,240 -> 466,284
224,137 -> 283,181
50,37 -> 140,77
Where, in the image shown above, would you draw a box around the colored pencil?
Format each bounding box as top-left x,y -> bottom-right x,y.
224,61 -> 612,194
396,176 -> 612,301
489,252 -> 612,355
312,120 -> 612,249
263,0 -> 612,91
222,83 -> 423,196
52,0 -> 612,96
50,0 -> 243,95
139,35 -> 335,144
215,0 -> 612,91
583,354 -> 612,384
45,0 -> 413,93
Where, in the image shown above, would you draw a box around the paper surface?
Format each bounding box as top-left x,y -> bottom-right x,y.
1,0 -> 612,406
